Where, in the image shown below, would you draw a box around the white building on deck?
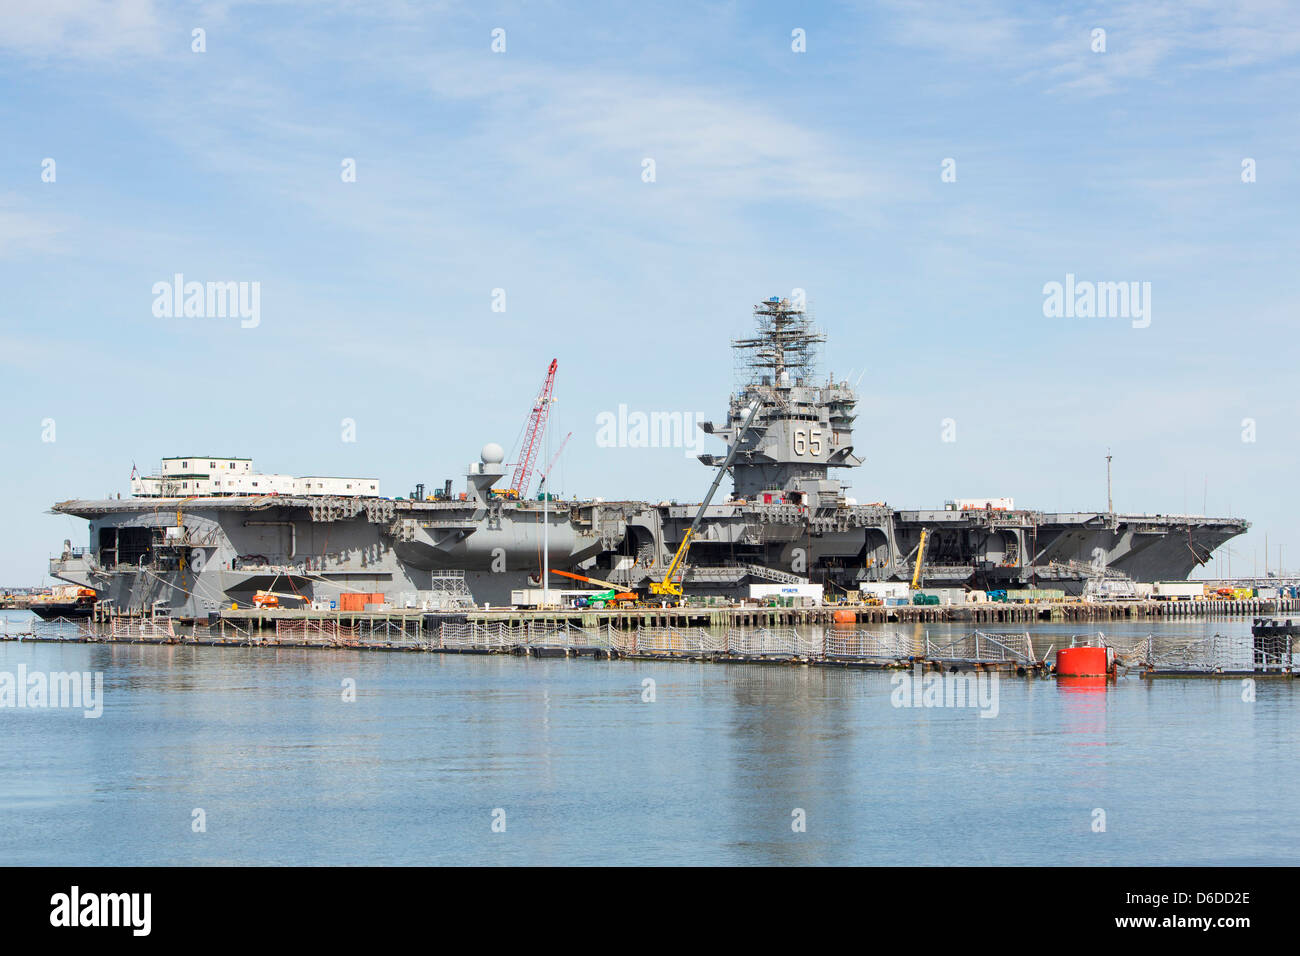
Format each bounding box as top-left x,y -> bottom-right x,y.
130,457 -> 380,497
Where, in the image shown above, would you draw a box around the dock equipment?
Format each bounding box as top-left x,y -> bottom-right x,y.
650,401 -> 763,599
251,589 -> 311,608
549,568 -> 637,604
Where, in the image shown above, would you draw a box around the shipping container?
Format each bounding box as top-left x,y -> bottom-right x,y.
859,581 -> 911,599
338,592 -> 385,612
511,588 -> 613,608
749,584 -> 825,602
912,588 -> 966,605
1152,581 -> 1205,599
1006,588 -> 1065,603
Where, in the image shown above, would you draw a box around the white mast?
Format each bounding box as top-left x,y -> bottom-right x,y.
542,399 -> 551,608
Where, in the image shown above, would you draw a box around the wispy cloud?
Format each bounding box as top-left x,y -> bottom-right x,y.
0,0 -> 165,59
0,195 -> 64,257
878,0 -> 1300,95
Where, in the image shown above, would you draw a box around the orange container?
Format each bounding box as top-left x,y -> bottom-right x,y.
1056,646 -> 1109,677
339,592 -> 386,611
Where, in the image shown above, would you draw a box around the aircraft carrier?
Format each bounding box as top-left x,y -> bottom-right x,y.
47,297 -> 1249,617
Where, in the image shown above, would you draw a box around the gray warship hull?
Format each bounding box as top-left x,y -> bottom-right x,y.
48,491 -> 1246,617
48,296 -> 1248,615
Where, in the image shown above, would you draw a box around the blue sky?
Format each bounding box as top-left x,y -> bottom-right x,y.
2,0 -> 1298,583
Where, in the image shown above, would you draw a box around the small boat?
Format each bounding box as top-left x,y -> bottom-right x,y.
29,585 -> 97,620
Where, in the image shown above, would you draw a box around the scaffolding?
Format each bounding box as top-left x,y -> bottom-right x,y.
427,571 -> 476,610
733,297 -> 825,386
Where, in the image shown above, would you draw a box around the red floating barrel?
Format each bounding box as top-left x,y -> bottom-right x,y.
1056,646 -> 1110,677
833,609 -> 857,625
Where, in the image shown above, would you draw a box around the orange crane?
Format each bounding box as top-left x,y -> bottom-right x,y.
252,590 -> 312,608
549,569 -> 638,605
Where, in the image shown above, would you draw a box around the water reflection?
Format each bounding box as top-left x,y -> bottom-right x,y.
0,617 -> 1294,865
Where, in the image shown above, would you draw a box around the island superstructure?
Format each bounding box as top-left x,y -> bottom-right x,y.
48,296 -> 1249,616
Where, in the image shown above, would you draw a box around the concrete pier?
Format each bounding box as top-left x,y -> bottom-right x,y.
199,595 -> 1300,631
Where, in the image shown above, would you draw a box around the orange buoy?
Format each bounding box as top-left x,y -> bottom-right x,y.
833,609 -> 857,625
1056,646 -> 1110,677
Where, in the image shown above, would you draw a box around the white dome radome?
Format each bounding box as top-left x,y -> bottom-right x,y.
481,442 -> 505,464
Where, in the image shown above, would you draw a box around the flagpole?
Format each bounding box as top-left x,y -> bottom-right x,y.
542,412 -> 549,608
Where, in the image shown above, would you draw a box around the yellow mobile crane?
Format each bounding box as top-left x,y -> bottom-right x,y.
650,401 -> 763,599
910,528 -> 930,590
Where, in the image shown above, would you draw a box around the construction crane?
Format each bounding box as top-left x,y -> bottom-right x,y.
650,401 -> 763,599
251,590 -> 312,608
550,568 -> 626,591
509,359 -> 558,500
910,528 -> 930,590
535,431 -> 572,499
548,569 -> 638,606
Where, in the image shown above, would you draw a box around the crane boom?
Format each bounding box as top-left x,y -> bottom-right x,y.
252,589 -> 311,608
535,431 -> 572,495
509,359 -> 557,499
650,400 -> 762,597
548,569 -> 637,603
911,528 -> 929,590
550,568 -> 625,592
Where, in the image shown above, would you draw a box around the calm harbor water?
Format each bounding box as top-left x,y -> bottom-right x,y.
1,611 -> 1296,866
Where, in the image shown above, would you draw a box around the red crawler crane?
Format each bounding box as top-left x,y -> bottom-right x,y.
509,358 -> 557,499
